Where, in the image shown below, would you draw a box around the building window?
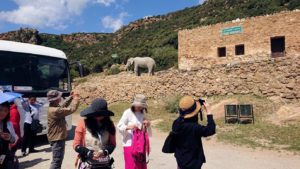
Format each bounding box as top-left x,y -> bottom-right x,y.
271,36 -> 285,57
218,47 -> 226,57
235,44 -> 245,55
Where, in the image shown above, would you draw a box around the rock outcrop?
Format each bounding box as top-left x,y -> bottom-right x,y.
114,16 -> 163,44
61,33 -> 110,45
0,28 -> 41,44
0,28 -> 112,46
269,103 -> 300,124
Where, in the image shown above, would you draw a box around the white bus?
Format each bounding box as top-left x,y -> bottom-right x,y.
0,40 -> 74,135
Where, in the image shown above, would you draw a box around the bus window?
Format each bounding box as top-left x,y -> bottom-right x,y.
0,51 -> 70,93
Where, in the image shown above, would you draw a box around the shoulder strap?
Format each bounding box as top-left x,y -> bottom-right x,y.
143,126 -> 150,163
29,106 -> 34,118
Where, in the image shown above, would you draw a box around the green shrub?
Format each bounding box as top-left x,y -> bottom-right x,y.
151,46 -> 178,71
165,95 -> 183,113
106,65 -> 121,75
70,68 -> 79,78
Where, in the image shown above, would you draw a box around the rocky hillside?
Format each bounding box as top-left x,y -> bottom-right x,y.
74,56 -> 300,104
1,0 -> 299,74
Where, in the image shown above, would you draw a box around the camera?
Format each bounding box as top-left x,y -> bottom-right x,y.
198,99 -> 205,121
75,145 -> 94,159
199,99 -> 205,106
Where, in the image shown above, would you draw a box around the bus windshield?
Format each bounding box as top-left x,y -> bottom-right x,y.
0,51 -> 70,94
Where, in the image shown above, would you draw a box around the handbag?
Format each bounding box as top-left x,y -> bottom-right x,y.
131,127 -> 150,163
85,155 -> 114,168
31,119 -> 43,134
162,131 -> 177,153
28,106 -> 43,134
163,117 -> 181,154
84,131 -> 114,168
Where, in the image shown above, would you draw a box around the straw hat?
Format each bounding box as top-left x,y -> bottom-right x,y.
179,96 -> 201,119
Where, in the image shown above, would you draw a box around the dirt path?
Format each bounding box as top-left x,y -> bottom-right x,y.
18,115 -> 300,169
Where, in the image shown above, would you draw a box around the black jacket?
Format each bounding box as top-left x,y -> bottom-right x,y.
173,115 -> 216,169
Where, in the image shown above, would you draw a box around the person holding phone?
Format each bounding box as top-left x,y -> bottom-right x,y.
173,96 -> 216,169
117,94 -> 151,169
73,98 -> 116,169
0,101 -> 18,169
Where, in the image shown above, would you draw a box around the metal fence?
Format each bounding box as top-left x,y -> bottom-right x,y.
225,104 -> 254,124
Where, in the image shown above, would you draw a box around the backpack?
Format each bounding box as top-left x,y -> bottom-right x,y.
131,128 -> 150,163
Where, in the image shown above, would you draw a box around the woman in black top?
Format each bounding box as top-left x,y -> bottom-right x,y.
173,96 -> 216,169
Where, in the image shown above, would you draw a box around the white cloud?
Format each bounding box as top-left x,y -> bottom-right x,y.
0,0 -> 89,29
95,0 -> 116,7
101,12 -> 128,32
67,0 -> 90,15
199,0 -> 205,4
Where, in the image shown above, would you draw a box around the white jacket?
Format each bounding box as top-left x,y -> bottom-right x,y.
117,108 -> 152,147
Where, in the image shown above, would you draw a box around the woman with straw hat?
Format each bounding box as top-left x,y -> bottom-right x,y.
117,94 -> 151,169
173,96 -> 216,169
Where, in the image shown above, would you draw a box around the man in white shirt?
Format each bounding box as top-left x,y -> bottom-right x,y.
21,97 -> 40,156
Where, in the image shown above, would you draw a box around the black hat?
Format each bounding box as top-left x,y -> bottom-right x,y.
80,98 -> 114,117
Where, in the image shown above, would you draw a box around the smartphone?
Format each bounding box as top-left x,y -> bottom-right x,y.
0,155 -> 6,165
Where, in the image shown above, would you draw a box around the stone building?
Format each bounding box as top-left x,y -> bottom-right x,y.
178,11 -> 300,70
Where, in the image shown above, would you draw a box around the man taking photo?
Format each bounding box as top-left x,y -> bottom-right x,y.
47,90 -> 80,169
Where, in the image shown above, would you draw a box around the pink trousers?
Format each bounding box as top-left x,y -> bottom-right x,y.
124,147 -> 147,169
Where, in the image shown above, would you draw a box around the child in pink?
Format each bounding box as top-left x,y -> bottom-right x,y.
117,94 -> 152,169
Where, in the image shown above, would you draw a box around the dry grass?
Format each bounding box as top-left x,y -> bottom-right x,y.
212,95 -> 300,152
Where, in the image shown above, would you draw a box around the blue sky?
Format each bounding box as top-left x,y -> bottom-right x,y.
0,0 -> 204,34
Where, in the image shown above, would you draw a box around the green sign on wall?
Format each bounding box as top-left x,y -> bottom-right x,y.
221,26 -> 243,36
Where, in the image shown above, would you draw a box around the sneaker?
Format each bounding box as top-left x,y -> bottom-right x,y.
22,151 -> 27,157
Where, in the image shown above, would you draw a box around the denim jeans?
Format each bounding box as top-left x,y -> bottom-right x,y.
49,140 -> 65,169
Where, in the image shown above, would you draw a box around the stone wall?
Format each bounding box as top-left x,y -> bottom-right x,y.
178,11 -> 300,70
75,56 -> 300,104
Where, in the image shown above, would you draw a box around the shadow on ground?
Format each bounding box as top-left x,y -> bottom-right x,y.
33,125 -> 76,147
19,158 -> 49,169
18,125 -> 76,168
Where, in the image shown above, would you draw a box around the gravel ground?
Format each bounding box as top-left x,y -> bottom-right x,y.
18,115 -> 300,169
